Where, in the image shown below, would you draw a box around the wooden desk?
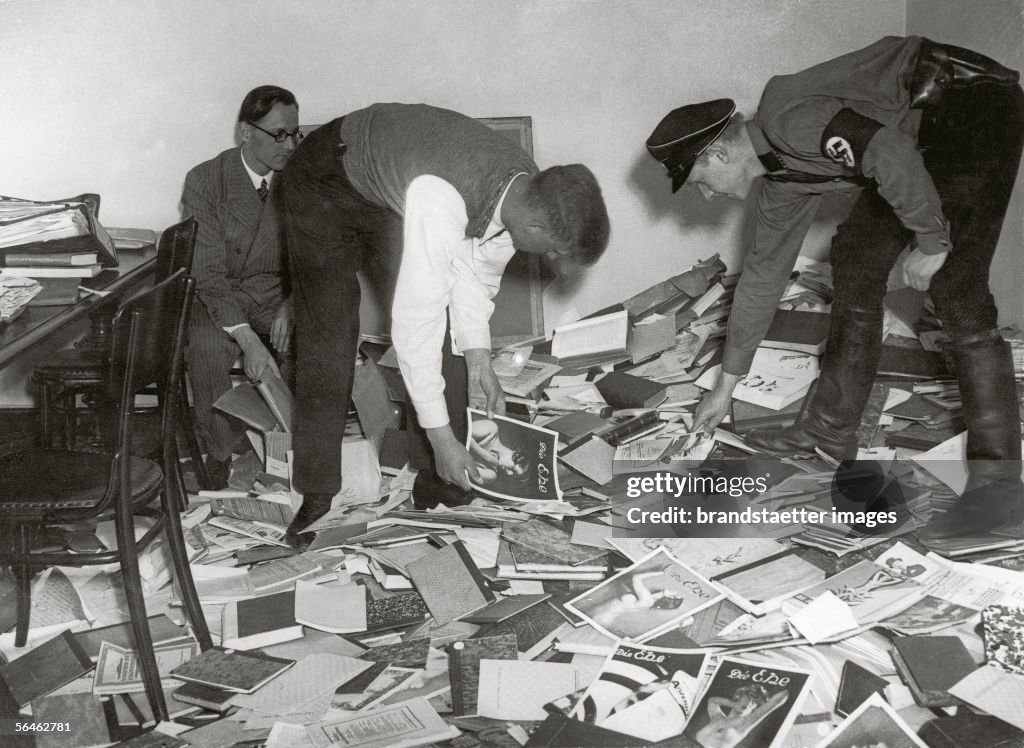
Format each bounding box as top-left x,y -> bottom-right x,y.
0,245 -> 158,370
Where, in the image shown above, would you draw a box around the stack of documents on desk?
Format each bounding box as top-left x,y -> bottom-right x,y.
0,275 -> 42,321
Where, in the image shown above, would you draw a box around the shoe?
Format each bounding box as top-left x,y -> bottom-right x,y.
203,455 -> 232,490
919,330 -> 1024,540
284,492 -> 333,548
745,303 -> 882,460
412,469 -> 473,510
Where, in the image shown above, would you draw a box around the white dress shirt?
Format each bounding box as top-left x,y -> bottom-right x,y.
391,174 -> 519,429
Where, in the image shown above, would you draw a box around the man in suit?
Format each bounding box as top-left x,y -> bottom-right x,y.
182,85 -> 300,488
278,103 -> 609,546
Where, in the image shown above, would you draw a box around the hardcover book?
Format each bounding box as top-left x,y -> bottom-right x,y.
502,518 -> 608,567
891,635 -> 977,708
168,646 -> 295,694
30,692 -> 111,748
696,347 -> 819,411
406,540 -> 496,625
0,629 -> 93,706
448,633 -> 519,716
471,599 -> 567,658
761,309 -> 830,356
74,614 -> 187,661
357,637 -> 431,669
221,589 -> 303,650
813,692 -> 926,748
595,371 -> 668,410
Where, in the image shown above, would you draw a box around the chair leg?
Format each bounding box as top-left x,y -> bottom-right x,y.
178,378 -> 210,490
14,526 -> 33,648
38,382 -> 54,448
115,507 -> 168,721
160,472 -> 212,650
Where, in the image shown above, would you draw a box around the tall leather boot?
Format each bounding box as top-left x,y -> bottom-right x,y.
919,330 -> 1024,540
284,492 -> 333,548
745,302 -> 883,460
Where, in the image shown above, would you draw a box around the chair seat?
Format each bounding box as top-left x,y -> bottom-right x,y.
32,348 -> 109,384
0,449 -> 161,513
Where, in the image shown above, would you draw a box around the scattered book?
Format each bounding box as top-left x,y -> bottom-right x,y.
169,646 -> 295,694
761,308 -> 830,356
307,697 -> 458,748
595,371 -> 668,409
29,692 -> 111,748
459,593 -> 551,624
448,633 -> 519,716
171,681 -> 237,713
294,579 -> 368,634
220,589 -> 303,650
891,635 -> 977,708
0,629 -> 93,707
331,664 -> 419,711
503,518 -> 608,568
253,370 -> 294,432
550,310 -> 630,368
983,604 -> 1024,675
406,540 -> 495,625
2,250 -> 98,266
697,347 -> 819,411
814,692 -> 927,748
74,614 -> 188,661
93,639 -> 200,696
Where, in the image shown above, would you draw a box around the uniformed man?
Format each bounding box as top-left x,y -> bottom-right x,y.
646,36 -> 1022,540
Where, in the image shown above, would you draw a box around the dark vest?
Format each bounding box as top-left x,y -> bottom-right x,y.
341,103 -> 539,238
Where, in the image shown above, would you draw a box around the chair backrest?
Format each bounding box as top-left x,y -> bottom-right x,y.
108,270 -> 195,410
153,217 -> 199,284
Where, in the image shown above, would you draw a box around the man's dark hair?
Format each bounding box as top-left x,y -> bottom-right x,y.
525,164 -> 610,266
238,85 -> 297,123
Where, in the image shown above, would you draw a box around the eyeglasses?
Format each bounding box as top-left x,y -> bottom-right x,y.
247,122 -> 304,144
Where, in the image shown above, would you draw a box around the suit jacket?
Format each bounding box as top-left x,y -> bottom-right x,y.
181,147 -> 286,329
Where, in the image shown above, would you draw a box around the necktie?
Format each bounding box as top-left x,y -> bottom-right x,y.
257,178 -> 269,203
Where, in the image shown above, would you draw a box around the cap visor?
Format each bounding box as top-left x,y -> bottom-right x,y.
671,172 -> 687,193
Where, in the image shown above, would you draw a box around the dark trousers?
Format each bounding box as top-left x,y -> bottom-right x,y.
186,300 -> 283,461
829,84 -> 1024,336
278,119 -> 468,494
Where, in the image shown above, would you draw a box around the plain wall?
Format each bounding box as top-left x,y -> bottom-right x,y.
2,0 -> 911,405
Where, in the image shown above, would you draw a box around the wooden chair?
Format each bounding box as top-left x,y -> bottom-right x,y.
32,218 -> 211,494
0,270 -> 212,721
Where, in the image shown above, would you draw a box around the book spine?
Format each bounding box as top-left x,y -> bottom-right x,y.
2,252 -> 94,267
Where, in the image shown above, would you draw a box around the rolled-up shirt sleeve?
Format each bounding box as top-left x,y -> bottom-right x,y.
392,175 -> 472,429
722,183 -> 821,376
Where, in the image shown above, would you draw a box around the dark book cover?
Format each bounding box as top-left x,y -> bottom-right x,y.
449,633 -> 519,716
472,600 -> 566,655
334,660 -> 388,695
171,681 -> 237,713
0,629 -> 93,706
835,660 -> 889,718
26,276 -> 80,306
594,409 -> 661,446
595,371 -> 668,410
546,410 -> 611,452
356,637 -> 430,669
364,591 -> 428,633
234,590 -> 297,639
168,647 -> 294,694
406,540 -> 496,625
74,614 -> 187,661
460,593 -> 552,624
892,636 -> 977,708
878,343 -> 952,378
761,309 -> 830,356
918,713 -> 1024,748
509,543 -> 608,573
30,692 -> 111,748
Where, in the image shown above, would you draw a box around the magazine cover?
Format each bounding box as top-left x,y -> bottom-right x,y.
465,408 -> 562,502
565,547 -> 723,641
785,560 -> 925,625
683,656 -> 812,748
812,692 -> 927,748
570,642 -> 708,743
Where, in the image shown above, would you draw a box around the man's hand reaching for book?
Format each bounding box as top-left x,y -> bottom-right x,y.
689,372 -> 739,450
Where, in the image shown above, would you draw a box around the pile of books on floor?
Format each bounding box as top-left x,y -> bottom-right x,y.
4,256 -> 1024,747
